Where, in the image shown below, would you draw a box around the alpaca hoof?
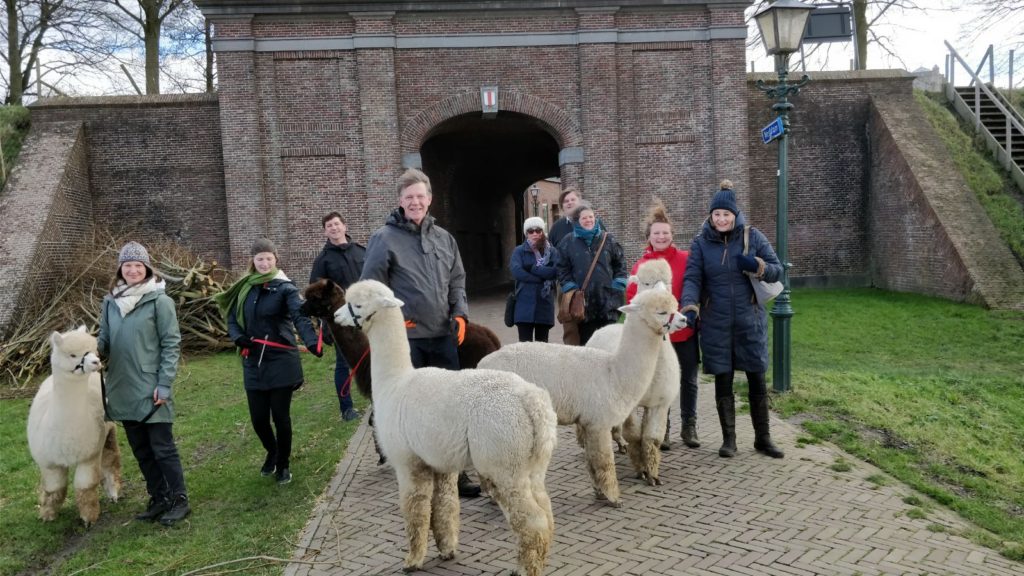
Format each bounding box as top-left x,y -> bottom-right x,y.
607,499 -> 622,508
39,510 -> 57,522
594,490 -> 606,501
438,551 -> 455,561
636,472 -> 645,480
646,475 -> 662,487
402,564 -> 421,573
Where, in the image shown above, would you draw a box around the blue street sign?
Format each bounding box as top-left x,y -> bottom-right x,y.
761,117 -> 785,144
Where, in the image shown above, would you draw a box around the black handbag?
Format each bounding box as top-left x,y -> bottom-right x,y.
504,289 -> 516,328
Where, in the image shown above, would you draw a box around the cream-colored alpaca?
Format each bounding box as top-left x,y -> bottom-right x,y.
27,326 -> 122,526
479,287 -> 687,507
588,259 -> 679,486
333,280 -> 557,576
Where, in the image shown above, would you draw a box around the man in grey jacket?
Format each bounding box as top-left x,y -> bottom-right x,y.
361,167 -> 480,497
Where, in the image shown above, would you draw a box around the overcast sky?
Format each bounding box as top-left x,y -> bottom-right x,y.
746,2 -> 1023,89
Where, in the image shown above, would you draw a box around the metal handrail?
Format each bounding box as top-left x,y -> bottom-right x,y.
945,41 -> 1024,162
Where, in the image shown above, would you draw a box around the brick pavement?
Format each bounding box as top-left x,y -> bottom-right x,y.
285,293 -> 1021,576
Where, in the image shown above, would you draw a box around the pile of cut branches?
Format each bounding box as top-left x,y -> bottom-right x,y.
0,230 -> 234,388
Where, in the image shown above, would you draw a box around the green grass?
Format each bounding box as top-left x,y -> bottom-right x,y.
0,349 -> 366,576
917,90 -> 1024,264
771,287 -> 1024,560
0,105 -> 30,189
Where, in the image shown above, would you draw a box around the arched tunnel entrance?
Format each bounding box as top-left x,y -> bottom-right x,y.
420,111 -> 561,293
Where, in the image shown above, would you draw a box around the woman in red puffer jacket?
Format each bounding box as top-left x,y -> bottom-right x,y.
625,201 -> 700,450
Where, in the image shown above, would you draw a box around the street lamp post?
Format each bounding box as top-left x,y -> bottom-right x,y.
753,0 -> 813,393
530,185 -> 540,217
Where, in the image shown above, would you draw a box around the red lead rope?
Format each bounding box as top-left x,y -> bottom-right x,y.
341,347 -> 370,399
246,326 -> 324,355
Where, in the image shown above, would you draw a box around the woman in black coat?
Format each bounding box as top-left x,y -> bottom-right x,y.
555,202 -> 628,345
681,181 -> 785,459
218,238 -> 322,485
510,216 -> 560,342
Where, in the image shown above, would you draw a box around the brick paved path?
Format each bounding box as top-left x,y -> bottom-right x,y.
285,293 -> 1021,576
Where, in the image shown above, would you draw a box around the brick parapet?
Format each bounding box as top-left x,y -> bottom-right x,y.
0,122 -> 91,335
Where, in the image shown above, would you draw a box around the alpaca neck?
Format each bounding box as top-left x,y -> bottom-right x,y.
365,307 -> 414,390
51,371 -> 97,414
612,314 -> 664,390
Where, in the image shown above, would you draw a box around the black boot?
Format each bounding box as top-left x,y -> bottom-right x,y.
716,396 -> 737,458
159,494 -> 191,526
681,417 -> 701,448
260,452 -> 277,477
457,472 -> 481,498
135,495 -> 171,522
750,393 -> 785,458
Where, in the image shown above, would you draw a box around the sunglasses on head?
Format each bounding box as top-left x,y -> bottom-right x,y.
526,228 -> 543,234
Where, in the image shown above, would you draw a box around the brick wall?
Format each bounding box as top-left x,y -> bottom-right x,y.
31,94 -> 229,267
746,70 -> 915,286
0,122 -> 92,334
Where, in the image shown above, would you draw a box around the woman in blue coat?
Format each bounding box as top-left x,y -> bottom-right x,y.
510,216 -> 559,342
681,181 -> 785,459
217,238 -> 323,485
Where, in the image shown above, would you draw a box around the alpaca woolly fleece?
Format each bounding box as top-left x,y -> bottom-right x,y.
478,287 -> 687,506
27,326 -> 122,525
588,259 -> 680,485
333,280 -> 556,576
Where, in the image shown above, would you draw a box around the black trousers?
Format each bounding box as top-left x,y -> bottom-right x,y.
246,387 -> 294,469
578,318 -> 614,346
122,421 -> 187,499
409,335 -> 460,370
672,335 -> 701,420
714,370 -> 768,398
516,323 -> 551,343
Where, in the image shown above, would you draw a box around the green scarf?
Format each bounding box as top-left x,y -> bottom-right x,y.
215,269 -> 279,331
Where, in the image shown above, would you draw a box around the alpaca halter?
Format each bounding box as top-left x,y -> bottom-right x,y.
346,302 -> 375,329
72,353 -> 98,374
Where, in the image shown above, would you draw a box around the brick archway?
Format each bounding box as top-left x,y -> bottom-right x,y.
401,90 -> 582,153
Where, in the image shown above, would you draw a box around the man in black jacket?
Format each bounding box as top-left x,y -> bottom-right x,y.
310,212 -> 366,421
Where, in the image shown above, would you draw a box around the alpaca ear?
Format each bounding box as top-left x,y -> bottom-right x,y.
379,295 -> 404,309
75,325 -> 87,333
618,302 -> 639,314
50,331 -> 63,348
628,274 -> 639,286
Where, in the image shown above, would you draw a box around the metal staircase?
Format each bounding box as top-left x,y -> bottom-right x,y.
944,42 -> 1024,193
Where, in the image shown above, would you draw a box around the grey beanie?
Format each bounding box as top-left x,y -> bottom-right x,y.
118,241 -> 152,268
251,237 -> 278,257
523,216 -> 547,235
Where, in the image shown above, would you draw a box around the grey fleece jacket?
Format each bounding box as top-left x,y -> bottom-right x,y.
360,208 -> 468,339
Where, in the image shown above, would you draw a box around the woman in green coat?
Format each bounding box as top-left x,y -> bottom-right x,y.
98,242 -> 190,526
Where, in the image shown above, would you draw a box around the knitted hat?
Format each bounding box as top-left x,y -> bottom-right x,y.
523,216 -> 547,235
118,241 -> 152,270
708,187 -> 738,215
251,237 -> 278,258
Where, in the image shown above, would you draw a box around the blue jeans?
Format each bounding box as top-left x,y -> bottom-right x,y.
333,344 -> 354,413
409,335 -> 460,370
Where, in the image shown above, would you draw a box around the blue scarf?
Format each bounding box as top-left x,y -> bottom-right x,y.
573,221 -> 603,246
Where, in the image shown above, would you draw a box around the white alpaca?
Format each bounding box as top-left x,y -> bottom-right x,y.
478,287 -> 687,507
587,259 -> 679,486
333,280 -> 557,576
27,326 -> 122,526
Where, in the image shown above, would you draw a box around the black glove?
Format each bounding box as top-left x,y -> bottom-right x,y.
683,310 -> 697,328
735,253 -> 759,273
233,336 -> 252,350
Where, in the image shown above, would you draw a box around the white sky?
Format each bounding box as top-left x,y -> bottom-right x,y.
746,2 -> 1024,90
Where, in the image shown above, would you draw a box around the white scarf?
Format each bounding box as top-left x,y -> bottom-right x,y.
112,277 -> 165,317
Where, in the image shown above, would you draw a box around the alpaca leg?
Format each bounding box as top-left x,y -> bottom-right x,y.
38,466 -> 68,521
73,458 -> 102,526
574,423 -> 586,449
621,411 -> 645,478
530,470 -> 555,541
490,479 -> 552,576
396,462 -> 435,572
582,426 -> 620,506
640,406 -> 669,486
101,423 -> 122,502
611,425 -> 627,454
430,472 -> 459,560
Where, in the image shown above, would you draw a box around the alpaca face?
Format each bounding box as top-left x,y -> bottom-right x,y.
300,278 -> 346,318
333,280 -> 404,330
50,327 -> 102,376
620,289 -> 685,336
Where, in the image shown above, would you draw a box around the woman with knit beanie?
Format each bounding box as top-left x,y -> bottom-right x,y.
98,241 -> 191,525
555,202 -> 628,345
509,216 -> 561,342
680,180 -> 786,459
624,200 -> 701,450
216,238 -> 323,485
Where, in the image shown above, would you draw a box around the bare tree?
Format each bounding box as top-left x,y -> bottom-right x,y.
99,0 -> 186,94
